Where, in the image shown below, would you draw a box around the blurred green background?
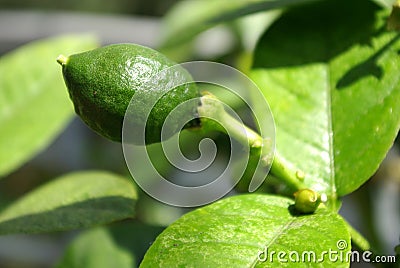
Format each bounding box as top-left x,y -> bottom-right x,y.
0,0 -> 179,15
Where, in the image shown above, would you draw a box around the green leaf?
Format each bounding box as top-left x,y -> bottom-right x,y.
0,35 -> 98,177
0,171 -> 137,234
56,227 -> 135,268
108,221 -> 165,264
161,0 -> 317,49
57,221 -> 164,268
141,194 -> 350,267
250,0 -> 400,199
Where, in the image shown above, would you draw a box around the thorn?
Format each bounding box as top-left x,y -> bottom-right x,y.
56,54 -> 68,66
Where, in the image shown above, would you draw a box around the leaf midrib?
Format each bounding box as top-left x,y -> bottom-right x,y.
250,217 -> 296,267
325,64 -> 337,203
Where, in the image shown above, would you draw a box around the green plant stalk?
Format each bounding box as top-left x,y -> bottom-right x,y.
344,219 -> 371,252
270,153 -> 306,190
197,92 -> 262,148
198,93 -> 306,192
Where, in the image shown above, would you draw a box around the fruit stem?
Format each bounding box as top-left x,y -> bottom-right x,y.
198,93 -> 306,191
56,54 -> 68,66
198,92 -> 263,148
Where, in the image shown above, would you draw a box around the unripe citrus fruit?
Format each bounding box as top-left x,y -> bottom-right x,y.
57,44 -> 199,144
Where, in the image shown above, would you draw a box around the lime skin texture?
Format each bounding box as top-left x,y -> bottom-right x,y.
58,44 -> 199,144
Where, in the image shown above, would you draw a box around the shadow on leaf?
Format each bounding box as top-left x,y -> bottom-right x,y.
253,0 -> 379,69
336,33 -> 400,89
288,204 -> 308,217
0,196 -> 136,235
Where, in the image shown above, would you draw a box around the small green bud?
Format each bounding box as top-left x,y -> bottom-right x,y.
293,189 -> 321,214
295,170 -> 305,181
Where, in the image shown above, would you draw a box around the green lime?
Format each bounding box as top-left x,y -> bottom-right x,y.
57,44 -> 199,144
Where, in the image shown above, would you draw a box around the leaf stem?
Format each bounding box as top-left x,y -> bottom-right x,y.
198,93 -> 306,191
344,220 -> 371,252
